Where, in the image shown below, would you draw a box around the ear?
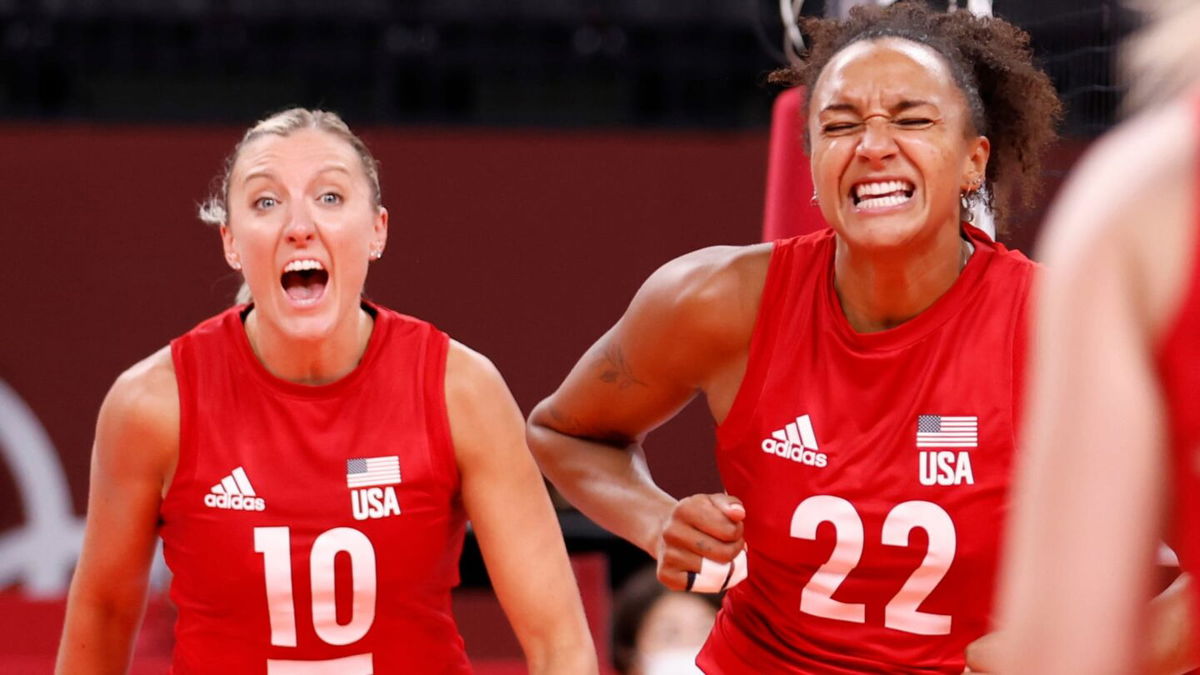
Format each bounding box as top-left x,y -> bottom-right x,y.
962,135 -> 991,191
372,207 -> 389,258
220,225 -> 241,270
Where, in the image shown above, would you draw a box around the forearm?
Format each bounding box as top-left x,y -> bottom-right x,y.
527,417 -> 676,555
525,634 -> 600,675
56,595 -> 147,674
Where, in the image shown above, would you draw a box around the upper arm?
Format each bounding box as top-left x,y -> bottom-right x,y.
445,342 -> 589,648
72,347 -> 179,603
533,245 -> 769,442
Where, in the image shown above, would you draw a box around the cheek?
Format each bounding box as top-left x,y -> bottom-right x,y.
809,143 -> 843,188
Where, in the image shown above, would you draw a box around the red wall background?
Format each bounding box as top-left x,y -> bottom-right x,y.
0,123 -> 771,539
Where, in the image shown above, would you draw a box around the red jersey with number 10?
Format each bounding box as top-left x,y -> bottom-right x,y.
699,225 -> 1035,673
161,302 -> 471,674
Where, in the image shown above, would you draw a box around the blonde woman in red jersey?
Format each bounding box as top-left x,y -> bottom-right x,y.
55,109 -> 597,674
528,5 -> 1059,673
994,1 -> 1200,672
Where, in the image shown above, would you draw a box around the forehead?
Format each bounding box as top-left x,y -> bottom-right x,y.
232,127 -> 362,183
812,37 -> 961,110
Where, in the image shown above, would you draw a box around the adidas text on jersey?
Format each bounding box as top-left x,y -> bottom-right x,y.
761,415 -> 828,467
204,466 -> 267,511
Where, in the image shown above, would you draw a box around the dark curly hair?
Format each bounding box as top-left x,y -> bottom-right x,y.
770,1 -> 1062,225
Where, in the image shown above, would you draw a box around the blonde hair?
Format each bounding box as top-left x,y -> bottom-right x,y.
1123,0 -> 1200,111
199,108 -> 382,304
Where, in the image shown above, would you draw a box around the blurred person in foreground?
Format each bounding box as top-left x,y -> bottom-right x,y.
993,1 -> 1200,673
55,108 -> 596,674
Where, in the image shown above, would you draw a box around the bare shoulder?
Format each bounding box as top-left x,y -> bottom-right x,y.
631,243 -> 774,352
443,339 -> 522,460
95,346 -> 179,487
1039,99 -> 1196,336
104,347 -> 178,432
444,339 -> 508,405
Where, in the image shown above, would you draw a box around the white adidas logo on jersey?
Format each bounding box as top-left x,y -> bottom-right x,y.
203,466 -> 266,511
761,415 -> 828,467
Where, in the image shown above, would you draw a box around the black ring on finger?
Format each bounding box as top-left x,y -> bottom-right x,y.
685,570 -> 697,592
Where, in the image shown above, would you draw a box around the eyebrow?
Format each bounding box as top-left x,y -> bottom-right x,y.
818,99 -> 937,115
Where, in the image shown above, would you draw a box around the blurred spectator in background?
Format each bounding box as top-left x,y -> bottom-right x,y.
612,566 -> 721,675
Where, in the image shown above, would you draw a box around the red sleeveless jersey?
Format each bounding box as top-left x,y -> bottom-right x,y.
699,226 -> 1035,673
1158,98 -> 1200,651
162,302 -> 471,674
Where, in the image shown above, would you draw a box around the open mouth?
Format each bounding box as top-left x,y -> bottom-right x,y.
852,179 -> 915,209
280,259 -> 328,304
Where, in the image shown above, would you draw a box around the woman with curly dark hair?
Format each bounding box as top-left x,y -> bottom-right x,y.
529,2 -> 1058,672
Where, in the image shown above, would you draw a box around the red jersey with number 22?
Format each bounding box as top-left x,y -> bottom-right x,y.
699,225 -> 1034,673
161,302 -> 471,674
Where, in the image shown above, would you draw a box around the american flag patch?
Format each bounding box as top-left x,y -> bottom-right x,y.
346,456 -> 401,488
916,415 -> 978,448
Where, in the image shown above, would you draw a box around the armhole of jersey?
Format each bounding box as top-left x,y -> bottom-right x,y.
716,240 -> 786,449
165,339 -> 195,504
424,328 -> 460,492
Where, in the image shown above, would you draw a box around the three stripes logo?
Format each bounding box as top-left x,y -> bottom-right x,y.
760,415 -> 828,468
203,466 -> 266,512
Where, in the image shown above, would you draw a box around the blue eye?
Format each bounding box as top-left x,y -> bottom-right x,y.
320,193 -> 342,205
255,197 -> 278,209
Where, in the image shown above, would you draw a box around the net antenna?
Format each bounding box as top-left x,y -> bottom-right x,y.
784,1 -> 994,55
880,0 -> 993,14
780,0 -> 806,62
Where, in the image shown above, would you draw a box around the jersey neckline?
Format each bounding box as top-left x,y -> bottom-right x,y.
821,223 -> 996,352
229,300 -> 391,400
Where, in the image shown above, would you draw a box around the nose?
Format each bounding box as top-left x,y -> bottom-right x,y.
283,203 -> 317,245
856,116 -> 898,167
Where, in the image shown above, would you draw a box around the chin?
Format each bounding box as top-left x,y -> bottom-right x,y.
259,292 -> 346,343
837,211 -> 940,252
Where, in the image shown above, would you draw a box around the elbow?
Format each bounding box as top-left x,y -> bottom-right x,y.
525,399 -> 567,474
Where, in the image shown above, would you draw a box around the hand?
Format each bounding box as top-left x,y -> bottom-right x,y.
655,493 -> 745,591
963,631 -> 1002,673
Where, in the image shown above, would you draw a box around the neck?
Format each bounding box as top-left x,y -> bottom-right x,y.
243,305 -> 375,385
833,228 -> 970,333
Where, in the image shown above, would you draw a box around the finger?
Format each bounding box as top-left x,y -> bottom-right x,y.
710,493 -> 746,522
689,549 -> 749,593
657,542 -> 706,578
661,521 -> 744,562
656,556 -> 701,591
675,495 -> 744,544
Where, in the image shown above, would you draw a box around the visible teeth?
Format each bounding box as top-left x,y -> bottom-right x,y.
855,180 -> 913,199
284,259 -> 324,273
857,193 -> 911,209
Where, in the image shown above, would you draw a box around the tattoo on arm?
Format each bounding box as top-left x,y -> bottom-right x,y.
598,344 -> 647,390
